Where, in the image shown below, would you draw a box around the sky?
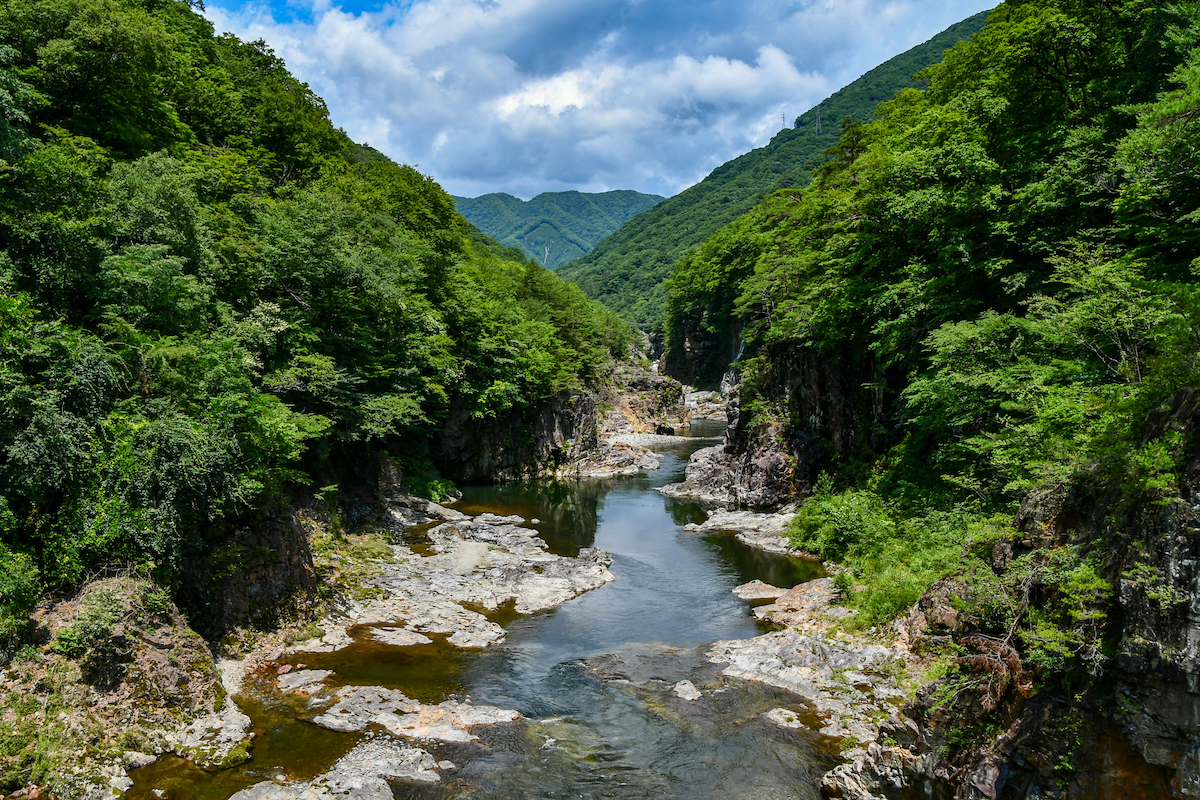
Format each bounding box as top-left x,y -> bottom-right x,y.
204,0 -> 995,199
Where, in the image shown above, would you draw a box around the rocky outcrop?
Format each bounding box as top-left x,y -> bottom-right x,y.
573,439 -> 661,478
4,577 -> 234,799
824,392 -> 1200,799
433,390 -> 600,483
682,509 -> 801,555
710,582 -> 907,758
182,511 -> 321,640
596,360 -> 689,437
659,434 -> 795,508
292,509 -> 615,654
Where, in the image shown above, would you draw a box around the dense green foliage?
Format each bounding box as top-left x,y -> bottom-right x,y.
454,190 -> 664,270
558,10 -> 990,323
0,0 -> 633,615
670,0 -> 1200,658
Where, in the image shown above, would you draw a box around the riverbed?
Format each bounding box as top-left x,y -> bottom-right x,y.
130,431 -> 834,800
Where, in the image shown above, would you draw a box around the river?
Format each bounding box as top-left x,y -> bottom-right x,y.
131,429 -> 834,800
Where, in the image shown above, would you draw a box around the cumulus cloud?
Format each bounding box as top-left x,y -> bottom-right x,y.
204,0 -> 994,197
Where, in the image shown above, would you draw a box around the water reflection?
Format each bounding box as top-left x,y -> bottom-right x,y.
457,478 -> 610,556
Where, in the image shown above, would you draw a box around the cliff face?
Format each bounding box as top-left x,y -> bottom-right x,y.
432,390 -> 599,483
826,391 -> 1200,800
663,343 -> 890,509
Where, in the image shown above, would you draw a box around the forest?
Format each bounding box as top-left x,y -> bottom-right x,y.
664,0 -> 1200,679
0,0 -> 632,645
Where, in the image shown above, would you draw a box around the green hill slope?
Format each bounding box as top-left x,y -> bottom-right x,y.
0,0 -> 633,642
555,9 -> 991,323
454,190 -> 665,269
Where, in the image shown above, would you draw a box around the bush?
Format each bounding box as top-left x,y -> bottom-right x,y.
52,589 -> 123,658
789,484 -> 1009,624
0,541 -> 40,652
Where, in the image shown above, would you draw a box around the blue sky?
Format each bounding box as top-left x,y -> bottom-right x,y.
205,0 -> 994,199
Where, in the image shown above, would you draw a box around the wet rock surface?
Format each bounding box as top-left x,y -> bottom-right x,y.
228,739 -> 442,800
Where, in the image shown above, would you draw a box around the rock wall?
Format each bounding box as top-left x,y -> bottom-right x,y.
181,512 -> 320,641
432,390 -> 598,483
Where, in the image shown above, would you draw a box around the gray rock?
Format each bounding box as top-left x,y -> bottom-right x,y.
707,630 -> 907,746
311,685 -> 518,743
370,628 -> 432,647
672,680 -> 702,701
731,580 -> 786,601
277,669 -> 333,693
228,739 -> 441,800
168,699 -> 253,768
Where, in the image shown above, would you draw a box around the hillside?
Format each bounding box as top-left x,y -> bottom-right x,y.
555,8 -> 990,323
453,190 -> 664,269
661,0 -> 1200,793
0,0 -> 632,664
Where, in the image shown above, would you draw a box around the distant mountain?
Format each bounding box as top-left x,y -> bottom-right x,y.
555,9 -> 991,323
453,190 -> 666,270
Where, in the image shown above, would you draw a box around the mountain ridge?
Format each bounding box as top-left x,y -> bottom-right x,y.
454,189 -> 665,269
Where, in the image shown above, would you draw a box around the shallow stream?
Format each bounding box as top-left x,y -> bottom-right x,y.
131,428 -> 834,800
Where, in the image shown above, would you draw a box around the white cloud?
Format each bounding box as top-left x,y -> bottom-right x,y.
204,0 -> 994,198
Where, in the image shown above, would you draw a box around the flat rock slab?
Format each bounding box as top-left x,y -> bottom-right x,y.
608,433 -> 697,449
229,739 -> 441,800
684,510 -> 806,557
277,669 -> 333,694
707,630 -> 907,746
312,685 -> 518,743
370,627 -> 432,647
374,702 -> 519,743
732,580 -> 786,601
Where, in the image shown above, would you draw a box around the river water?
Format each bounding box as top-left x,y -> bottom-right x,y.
131,429 -> 834,800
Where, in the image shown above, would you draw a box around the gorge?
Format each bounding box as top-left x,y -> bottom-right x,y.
3,1 -> 1200,799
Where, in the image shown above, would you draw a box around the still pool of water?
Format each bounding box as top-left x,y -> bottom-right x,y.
131,431 -> 832,800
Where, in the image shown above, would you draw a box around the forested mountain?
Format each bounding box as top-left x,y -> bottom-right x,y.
664,0 -> 1200,777
0,0 -> 632,640
454,190 -> 664,269
555,9 -> 990,323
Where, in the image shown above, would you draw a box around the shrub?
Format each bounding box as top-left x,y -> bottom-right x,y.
52,589 -> 123,658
